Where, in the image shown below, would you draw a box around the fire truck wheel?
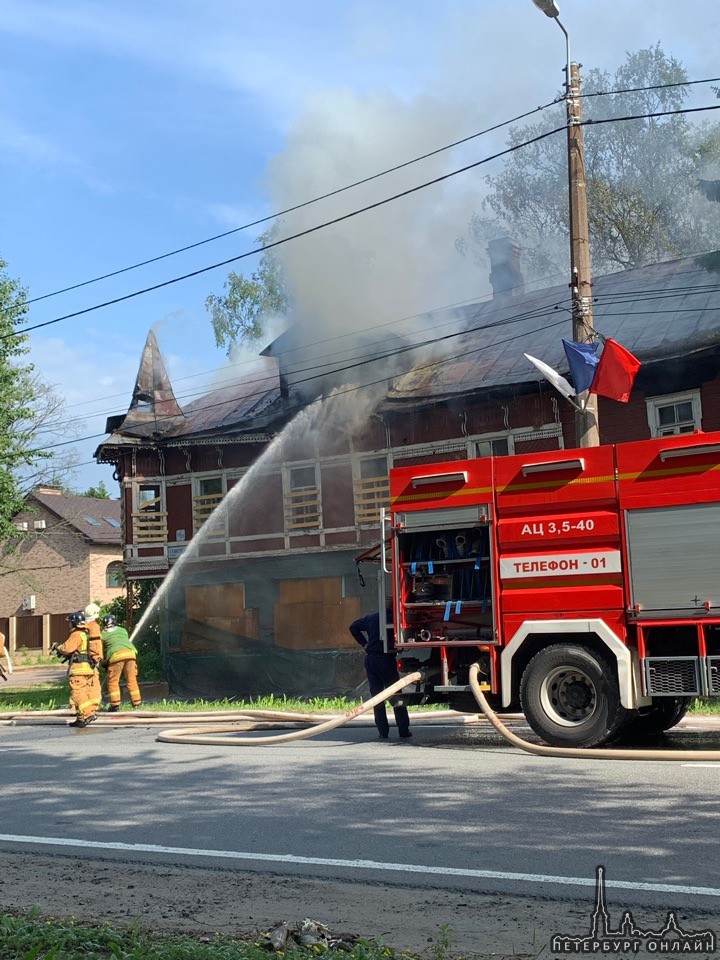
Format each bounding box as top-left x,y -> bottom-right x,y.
627,696 -> 692,737
520,644 -> 627,748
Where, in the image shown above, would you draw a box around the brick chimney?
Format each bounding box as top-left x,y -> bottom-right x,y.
487,237 -> 523,301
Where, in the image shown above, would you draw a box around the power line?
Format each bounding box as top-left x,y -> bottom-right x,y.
62,269 -> 571,414
60,249 -> 720,415
26,100 -> 558,305
10,101 -> 719,344
35,267 -> 720,433
30,271 -> 720,458
38,298 -> 568,437
582,75 -> 720,99
9,124 -> 569,341
25,75 -> 720,308
29,299 -> 570,455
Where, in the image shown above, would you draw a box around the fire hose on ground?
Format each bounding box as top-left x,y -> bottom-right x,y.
155,664 -> 720,758
5,665 -> 720,759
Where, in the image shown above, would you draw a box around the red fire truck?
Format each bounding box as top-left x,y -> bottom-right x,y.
368,430 -> 720,747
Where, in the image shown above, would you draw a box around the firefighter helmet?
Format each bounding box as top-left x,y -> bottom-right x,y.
84,602 -> 101,621
66,611 -> 85,627
102,615 -> 117,629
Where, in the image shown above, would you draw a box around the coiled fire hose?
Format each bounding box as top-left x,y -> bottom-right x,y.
468,662 -> 720,761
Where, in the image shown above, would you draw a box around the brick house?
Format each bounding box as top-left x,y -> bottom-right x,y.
0,488 -> 123,653
95,248 -> 720,697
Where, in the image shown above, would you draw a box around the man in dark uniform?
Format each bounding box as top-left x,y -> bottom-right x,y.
349,605 -> 411,741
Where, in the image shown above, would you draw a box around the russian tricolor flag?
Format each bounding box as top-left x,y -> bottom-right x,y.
526,338 -> 640,405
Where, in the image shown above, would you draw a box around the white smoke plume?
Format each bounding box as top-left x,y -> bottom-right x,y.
267,88 -> 491,348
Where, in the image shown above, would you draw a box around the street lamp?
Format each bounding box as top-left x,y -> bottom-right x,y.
530,0 -> 600,447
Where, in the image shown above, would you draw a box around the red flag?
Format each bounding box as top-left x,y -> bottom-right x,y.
589,338 -> 640,403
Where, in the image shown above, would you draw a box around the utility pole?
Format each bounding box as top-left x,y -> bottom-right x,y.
531,2 -> 600,446
566,61 -> 600,447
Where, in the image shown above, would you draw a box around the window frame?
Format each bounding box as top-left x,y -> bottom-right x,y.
131,481 -> 168,544
353,452 -> 391,527
646,390 -> 702,438
474,433 -> 513,458
192,472 -> 227,536
283,460 -> 322,533
105,561 -> 124,589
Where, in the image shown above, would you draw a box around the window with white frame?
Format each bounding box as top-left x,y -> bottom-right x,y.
646,391 -> 702,438
193,474 -> 225,533
284,464 -> 321,531
475,436 -> 510,458
354,454 -> 390,525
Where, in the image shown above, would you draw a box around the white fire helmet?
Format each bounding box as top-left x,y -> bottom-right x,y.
84,602 -> 101,622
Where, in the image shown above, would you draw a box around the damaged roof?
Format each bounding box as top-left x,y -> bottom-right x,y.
98,250 -> 720,452
386,251 -> 720,404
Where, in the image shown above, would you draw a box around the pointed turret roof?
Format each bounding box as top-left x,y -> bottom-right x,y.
117,330 -> 185,437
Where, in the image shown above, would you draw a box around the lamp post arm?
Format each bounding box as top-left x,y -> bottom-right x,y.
554,17 -> 570,98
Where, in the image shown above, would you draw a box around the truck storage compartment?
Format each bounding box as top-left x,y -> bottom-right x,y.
626,503 -> 720,615
394,507 -> 494,646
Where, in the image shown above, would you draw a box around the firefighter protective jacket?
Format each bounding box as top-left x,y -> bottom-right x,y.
56,628 -> 102,677
101,626 -> 137,663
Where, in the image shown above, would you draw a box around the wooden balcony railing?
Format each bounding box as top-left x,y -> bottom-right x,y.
354,475 -> 390,525
284,488 -> 321,531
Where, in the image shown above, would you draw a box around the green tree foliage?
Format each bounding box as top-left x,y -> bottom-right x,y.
0,257 -> 45,543
83,480 -> 111,499
468,46 -> 720,279
102,578 -> 164,681
205,225 -> 289,355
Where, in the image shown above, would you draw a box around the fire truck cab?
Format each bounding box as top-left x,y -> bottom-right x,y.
375,430 -> 720,747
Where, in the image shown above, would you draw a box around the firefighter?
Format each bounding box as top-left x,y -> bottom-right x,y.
83,603 -> 105,710
349,604 -> 411,741
54,612 -> 101,727
0,630 -> 11,681
101,615 -> 141,711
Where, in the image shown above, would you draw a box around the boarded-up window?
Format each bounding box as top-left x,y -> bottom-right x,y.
274,577 -> 360,650
182,582 -> 258,653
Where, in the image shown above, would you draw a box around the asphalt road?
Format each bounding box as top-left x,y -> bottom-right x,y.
2,717 -> 720,911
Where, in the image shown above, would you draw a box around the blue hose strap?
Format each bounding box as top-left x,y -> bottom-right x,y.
411,562 -> 417,575
444,601 -> 452,622
455,601 -> 462,614
428,561 -> 434,574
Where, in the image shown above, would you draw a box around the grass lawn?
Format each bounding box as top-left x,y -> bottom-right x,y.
0,682 -> 447,715
0,912 -> 418,960
3,675 -> 718,717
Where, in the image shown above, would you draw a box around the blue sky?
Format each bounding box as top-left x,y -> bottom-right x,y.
2,0 -> 718,489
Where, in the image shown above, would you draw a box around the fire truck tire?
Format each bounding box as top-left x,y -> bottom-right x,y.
520,644 -> 628,748
626,696 -> 692,737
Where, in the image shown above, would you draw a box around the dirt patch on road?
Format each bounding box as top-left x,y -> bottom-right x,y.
3,851 -> 718,958
0,850 -> 583,957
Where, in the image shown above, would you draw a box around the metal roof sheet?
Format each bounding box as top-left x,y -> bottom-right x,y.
385,252 -> 720,403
